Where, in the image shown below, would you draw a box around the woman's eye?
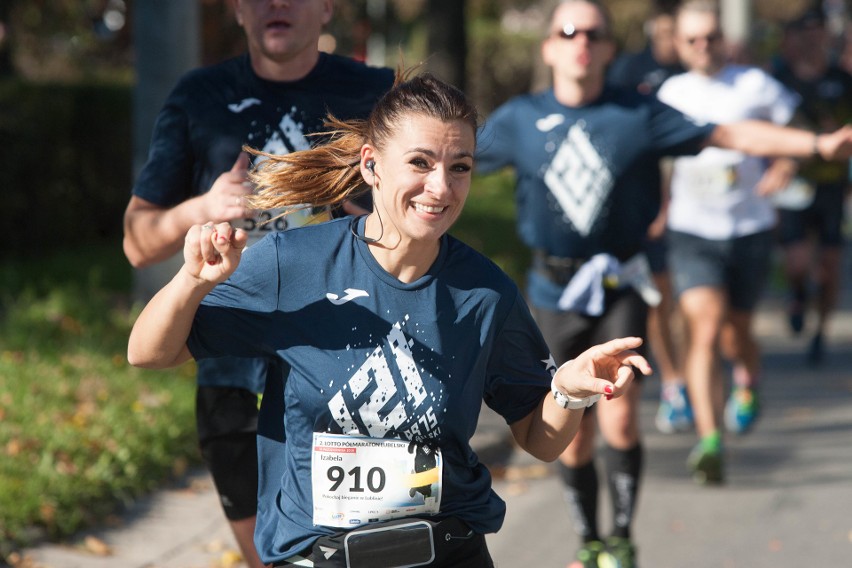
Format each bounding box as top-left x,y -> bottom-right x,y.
410,158 -> 429,168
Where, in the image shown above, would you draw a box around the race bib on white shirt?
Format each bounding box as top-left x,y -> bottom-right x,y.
241,205 -> 331,245
311,433 -> 443,528
677,161 -> 738,197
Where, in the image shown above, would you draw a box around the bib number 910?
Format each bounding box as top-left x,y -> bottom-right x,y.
328,465 -> 386,493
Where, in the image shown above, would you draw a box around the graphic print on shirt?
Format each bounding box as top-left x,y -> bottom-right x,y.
327,316 -> 444,443
544,121 -> 614,236
241,104 -> 327,240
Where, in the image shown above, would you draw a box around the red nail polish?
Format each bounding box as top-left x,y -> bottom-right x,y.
604,385 -> 613,394
207,259 -> 217,266
605,395 -> 613,401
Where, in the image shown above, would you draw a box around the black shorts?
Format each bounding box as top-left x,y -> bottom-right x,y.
196,386 -> 260,520
776,183 -> 846,247
531,288 -> 648,367
644,234 -> 669,275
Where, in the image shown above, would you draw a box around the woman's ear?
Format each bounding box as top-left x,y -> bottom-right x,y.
360,146 -> 378,185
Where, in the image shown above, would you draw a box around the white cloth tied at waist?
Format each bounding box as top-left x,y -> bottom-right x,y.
557,253 -> 662,316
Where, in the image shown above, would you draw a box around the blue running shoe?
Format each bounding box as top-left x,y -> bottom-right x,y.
655,383 -> 694,434
724,387 -> 759,434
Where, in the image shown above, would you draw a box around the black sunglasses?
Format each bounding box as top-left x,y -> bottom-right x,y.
685,32 -> 723,46
555,23 -> 609,42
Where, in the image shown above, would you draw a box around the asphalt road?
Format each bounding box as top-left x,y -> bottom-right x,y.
485,291 -> 852,568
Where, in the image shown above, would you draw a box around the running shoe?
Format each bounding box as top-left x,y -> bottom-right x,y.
686,440 -> 724,485
807,332 -> 824,366
566,540 -> 605,568
655,383 -> 694,434
598,537 -> 637,568
724,387 -> 759,434
788,298 -> 805,335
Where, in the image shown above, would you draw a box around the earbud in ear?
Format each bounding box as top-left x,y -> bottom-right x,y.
366,159 -> 376,173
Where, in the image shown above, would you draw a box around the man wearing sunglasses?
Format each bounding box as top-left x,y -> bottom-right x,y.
476,1 -> 852,567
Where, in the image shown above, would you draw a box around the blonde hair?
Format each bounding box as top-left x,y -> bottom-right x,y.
246,70 -> 479,213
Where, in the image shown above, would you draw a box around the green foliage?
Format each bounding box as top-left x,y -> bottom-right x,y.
0,243 -> 199,557
467,18 -> 542,115
452,170 -> 530,287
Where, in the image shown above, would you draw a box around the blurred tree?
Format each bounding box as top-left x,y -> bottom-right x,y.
1,0 -> 131,81
426,0 -> 467,90
0,0 -> 13,76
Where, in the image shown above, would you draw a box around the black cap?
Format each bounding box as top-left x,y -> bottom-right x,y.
784,6 -> 826,31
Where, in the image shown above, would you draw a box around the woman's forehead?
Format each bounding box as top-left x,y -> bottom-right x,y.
382,115 -> 475,152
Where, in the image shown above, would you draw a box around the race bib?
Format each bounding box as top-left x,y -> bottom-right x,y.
678,162 -> 738,197
241,205 -> 331,245
311,433 -> 443,528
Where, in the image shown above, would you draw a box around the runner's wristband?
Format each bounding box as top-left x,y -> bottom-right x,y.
551,377 -> 602,410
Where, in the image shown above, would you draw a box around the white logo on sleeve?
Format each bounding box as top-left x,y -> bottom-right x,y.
227,97 -> 261,113
536,113 -> 565,132
544,122 -> 614,236
326,288 -> 370,305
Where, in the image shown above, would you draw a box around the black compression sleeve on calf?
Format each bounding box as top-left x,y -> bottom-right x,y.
602,443 -> 643,540
557,460 -> 600,543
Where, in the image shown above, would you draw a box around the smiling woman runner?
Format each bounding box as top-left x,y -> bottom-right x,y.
127,70 -> 650,568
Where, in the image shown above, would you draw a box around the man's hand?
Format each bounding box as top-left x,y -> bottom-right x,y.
202,152 -> 255,222
816,125 -> 852,161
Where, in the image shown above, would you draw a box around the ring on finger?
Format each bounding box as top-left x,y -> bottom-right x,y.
202,224 -> 214,230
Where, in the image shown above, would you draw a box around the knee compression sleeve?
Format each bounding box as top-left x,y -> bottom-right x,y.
200,431 -> 259,521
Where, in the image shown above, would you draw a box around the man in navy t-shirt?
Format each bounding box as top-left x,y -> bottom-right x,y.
476,2 -> 851,566
123,2 -> 392,565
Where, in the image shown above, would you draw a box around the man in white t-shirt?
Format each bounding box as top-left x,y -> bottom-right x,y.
657,0 -> 800,485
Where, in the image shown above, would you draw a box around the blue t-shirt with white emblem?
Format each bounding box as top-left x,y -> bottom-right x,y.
133,53 -> 393,392
186,217 -> 553,563
475,87 -> 715,310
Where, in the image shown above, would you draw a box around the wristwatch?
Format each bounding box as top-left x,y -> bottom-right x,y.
551,378 -> 602,410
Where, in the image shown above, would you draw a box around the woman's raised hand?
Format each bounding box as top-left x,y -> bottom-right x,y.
184,221 -> 248,284
554,337 -> 652,401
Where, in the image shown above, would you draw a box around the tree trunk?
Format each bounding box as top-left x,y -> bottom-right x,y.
426,0 -> 467,91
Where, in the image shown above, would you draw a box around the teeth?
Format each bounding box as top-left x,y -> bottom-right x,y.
413,203 -> 445,214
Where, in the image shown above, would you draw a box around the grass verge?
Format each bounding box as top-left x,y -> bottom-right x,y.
0,242 -> 199,558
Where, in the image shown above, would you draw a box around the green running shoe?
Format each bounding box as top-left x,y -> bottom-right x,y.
569,540 -> 605,568
687,439 -> 724,485
598,537 -> 637,568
